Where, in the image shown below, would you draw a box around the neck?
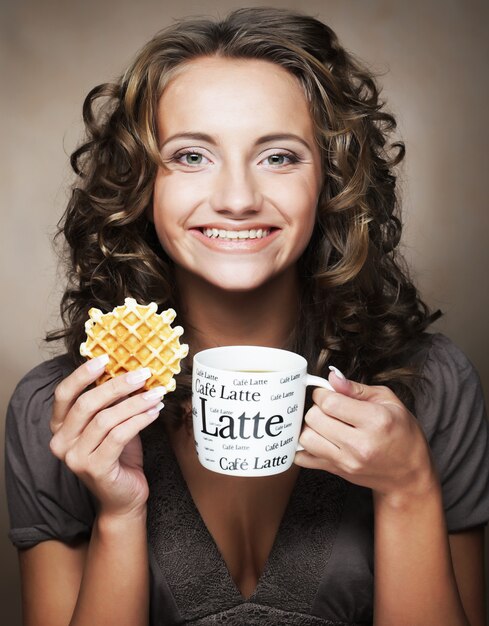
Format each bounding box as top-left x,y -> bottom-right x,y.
175,267 -> 300,353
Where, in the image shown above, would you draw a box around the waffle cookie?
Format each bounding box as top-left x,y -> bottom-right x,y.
80,297 -> 189,391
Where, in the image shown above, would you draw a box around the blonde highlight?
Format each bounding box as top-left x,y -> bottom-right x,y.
48,7 -> 440,424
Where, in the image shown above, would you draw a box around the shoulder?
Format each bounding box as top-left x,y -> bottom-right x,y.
12,353 -> 76,394
5,355 -> 95,548
412,333 -> 486,439
421,333 -> 479,381
410,334 -> 489,530
9,354 -> 76,403
7,354 -> 76,443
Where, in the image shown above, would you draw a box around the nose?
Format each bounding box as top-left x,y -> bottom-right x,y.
210,161 -> 261,217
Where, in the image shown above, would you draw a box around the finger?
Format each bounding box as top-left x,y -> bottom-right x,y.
294,449 -> 339,473
311,386 -> 386,428
90,404 -> 164,465
327,369 -> 373,400
328,367 -> 397,406
73,388 -> 166,457
299,422 -> 342,459
55,367 -> 153,444
304,404 -> 358,448
311,387 -> 364,427
51,355 -> 110,433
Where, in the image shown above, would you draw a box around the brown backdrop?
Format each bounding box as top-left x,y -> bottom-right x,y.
1,1 -> 488,623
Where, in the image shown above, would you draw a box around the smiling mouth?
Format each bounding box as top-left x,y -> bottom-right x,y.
201,227 -> 273,241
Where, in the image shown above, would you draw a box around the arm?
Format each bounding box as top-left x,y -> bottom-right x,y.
19,357 -> 165,626
19,541 -> 87,626
373,485 -> 474,626
69,513 -> 149,626
19,515 -> 149,626
449,528 -> 487,626
295,372 -> 485,626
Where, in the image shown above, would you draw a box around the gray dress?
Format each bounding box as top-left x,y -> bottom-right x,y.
5,334 -> 489,625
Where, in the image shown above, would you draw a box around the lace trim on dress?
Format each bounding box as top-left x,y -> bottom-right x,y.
142,420 -> 349,624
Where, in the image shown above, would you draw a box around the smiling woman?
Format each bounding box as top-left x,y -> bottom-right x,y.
5,6 -> 489,626
152,57 -> 321,292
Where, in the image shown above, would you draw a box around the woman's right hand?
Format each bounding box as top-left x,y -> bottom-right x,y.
49,355 -> 165,519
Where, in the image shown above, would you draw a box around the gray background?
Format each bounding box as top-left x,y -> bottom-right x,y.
1,0 -> 488,623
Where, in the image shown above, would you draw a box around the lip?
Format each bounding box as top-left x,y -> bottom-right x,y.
190,226 -> 280,251
195,223 -> 276,231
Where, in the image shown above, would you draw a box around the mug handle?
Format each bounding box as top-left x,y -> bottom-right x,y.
296,374 -> 334,452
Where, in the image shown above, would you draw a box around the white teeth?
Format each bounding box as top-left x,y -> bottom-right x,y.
202,228 -> 271,240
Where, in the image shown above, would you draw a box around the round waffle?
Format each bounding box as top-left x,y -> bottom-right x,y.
80,297 -> 189,391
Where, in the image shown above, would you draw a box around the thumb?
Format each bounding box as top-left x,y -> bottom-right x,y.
328,366 -> 374,400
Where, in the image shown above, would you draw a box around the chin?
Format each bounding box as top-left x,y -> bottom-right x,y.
199,271 -> 275,293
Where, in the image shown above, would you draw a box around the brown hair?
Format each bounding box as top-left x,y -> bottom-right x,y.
48,7 -> 440,421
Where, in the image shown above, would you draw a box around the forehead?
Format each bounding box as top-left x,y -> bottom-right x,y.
156,56 -> 314,138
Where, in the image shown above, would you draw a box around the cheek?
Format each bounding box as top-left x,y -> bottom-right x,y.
295,217 -> 316,259
292,186 -> 320,254
282,183 -> 318,235
152,176 -> 195,235
151,187 -> 178,253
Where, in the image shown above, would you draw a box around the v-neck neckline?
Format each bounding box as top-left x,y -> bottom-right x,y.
143,419 -> 349,622
163,423 -> 300,601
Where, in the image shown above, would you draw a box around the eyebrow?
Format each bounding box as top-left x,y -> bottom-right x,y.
160,132 -> 313,151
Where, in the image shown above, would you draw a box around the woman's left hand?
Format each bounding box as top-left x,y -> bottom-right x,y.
295,370 -> 437,499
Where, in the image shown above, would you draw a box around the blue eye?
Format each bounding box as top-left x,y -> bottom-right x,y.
182,152 -> 204,165
171,150 -> 209,167
268,154 -> 286,165
264,152 -> 300,167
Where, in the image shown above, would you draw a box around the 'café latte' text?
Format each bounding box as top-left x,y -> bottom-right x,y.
195,379 -> 261,402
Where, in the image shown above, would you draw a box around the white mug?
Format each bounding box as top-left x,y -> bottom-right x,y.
192,346 -> 333,477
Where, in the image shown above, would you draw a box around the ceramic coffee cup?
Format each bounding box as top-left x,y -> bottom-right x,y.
192,345 -> 333,477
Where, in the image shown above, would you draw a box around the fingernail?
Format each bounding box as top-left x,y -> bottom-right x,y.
126,368 -> 152,384
87,354 -> 110,372
147,402 -> 164,417
328,365 -> 346,380
142,386 -> 167,400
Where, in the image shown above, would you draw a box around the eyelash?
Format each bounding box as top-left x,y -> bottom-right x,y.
169,149 -> 302,168
264,152 -> 302,167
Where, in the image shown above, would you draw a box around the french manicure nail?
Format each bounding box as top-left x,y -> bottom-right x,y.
142,386 -> 167,400
147,402 -> 164,417
86,354 -> 110,372
126,368 -> 152,385
328,365 -> 346,380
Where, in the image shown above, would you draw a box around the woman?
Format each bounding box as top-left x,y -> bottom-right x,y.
5,7 -> 488,626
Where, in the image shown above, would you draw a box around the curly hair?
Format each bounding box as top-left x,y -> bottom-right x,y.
48,7 -> 440,423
